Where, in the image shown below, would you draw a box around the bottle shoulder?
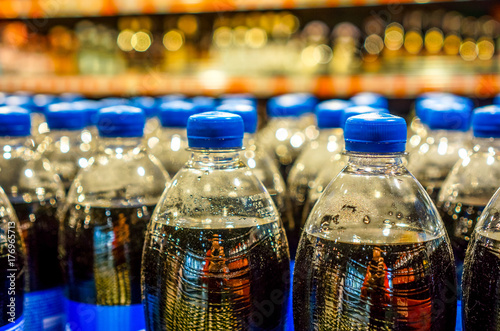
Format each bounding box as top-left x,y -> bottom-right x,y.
438,151 -> 500,205
305,165 -> 446,243
152,165 -> 280,229
0,149 -> 64,201
67,150 -> 169,207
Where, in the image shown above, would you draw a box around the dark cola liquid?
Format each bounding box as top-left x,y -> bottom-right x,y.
288,195 -> 306,259
0,212 -> 25,326
11,199 -> 62,291
293,230 -> 457,331
438,201 -> 486,296
268,189 -> 297,260
463,231 -> 500,331
60,204 -> 155,305
142,220 -> 290,331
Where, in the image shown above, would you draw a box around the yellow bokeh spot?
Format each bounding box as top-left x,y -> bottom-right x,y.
213,27 -> 232,48
443,34 -> 461,55
460,39 -> 478,61
364,34 -> 384,55
404,30 -> 423,54
163,30 -> 184,51
177,15 -> 198,36
477,38 -> 495,60
131,31 -> 152,52
117,29 -> 134,52
384,23 -> 404,51
425,29 -> 444,54
245,27 -> 267,49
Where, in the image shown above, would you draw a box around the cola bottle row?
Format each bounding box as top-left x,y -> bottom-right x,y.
0,90 -> 500,330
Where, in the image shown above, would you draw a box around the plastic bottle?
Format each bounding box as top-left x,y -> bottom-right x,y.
4,95 -> 50,143
437,105 -> 500,298
32,94 -> 58,137
462,187 -> 500,330
301,106 -> 389,228
0,106 -> 66,330
258,94 -> 311,180
148,100 -> 198,176
142,111 -> 290,330
0,185 -> 26,331
287,99 -> 351,257
59,105 -> 169,330
71,99 -> 101,136
407,94 -> 473,153
407,100 -> 472,202
215,102 -> 292,257
40,102 -> 95,193
131,96 -> 159,137
294,112 -> 457,330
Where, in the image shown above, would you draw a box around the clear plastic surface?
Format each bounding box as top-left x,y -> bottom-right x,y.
408,130 -> 469,202
142,149 -> 290,330
257,117 -> 307,180
37,129 -> 95,192
462,187 -> 500,331
287,128 -> 343,256
437,137 -> 500,295
294,152 -> 456,330
59,137 -> 169,323
147,127 -> 188,176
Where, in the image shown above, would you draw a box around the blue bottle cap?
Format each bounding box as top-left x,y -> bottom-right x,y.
192,96 -> 217,113
46,103 -> 87,130
472,105 -> 500,138
99,97 -> 129,107
316,100 -> 352,129
59,92 -> 85,102
32,94 -> 59,113
131,96 -> 157,118
424,101 -> 471,131
341,106 -> 389,128
350,92 -> 388,109
216,103 -> 257,133
5,95 -> 32,110
160,100 -> 198,128
97,106 -> 145,138
187,111 -> 244,149
267,93 -> 317,117
0,106 -> 31,137
345,112 -> 407,153
72,100 -> 101,126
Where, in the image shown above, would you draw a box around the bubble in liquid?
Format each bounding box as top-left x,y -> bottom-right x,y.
363,215 -> 371,224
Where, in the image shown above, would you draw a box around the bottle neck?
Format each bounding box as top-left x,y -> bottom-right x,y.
99,136 -> 144,156
188,148 -> 244,170
346,151 -> 406,172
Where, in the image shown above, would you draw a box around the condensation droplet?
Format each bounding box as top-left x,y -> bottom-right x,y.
388,211 -> 393,216
383,219 -> 390,224
363,215 -> 371,224
396,212 -> 403,219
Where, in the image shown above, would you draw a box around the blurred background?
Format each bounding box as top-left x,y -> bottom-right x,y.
0,0 -> 499,114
